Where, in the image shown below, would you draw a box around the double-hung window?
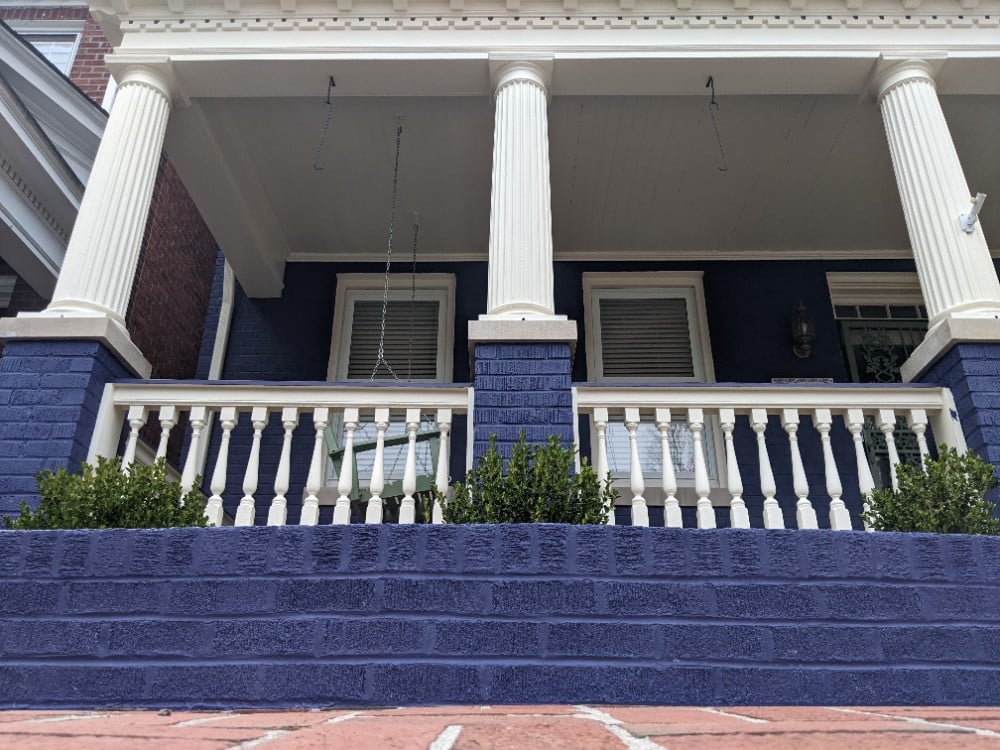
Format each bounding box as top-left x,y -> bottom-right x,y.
583,271 -> 727,505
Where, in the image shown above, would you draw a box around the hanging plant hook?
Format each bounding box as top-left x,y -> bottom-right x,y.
706,75 -> 728,173
312,76 -> 336,171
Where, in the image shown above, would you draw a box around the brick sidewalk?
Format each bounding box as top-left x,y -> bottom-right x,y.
2,705 -> 1000,749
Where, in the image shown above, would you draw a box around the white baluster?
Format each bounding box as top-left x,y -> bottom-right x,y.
910,408 -> 931,466
847,408 -> 876,531
624,408 -> 648,527
655,408 -> 682,528
300,407 -> 329,526
235,406 -> 268,526
398,408 -> 421,524
365,408 -> 390,524
878,408 -> 901,492
432,409 -> 451,524
783,409 -> 818,529
205,407 -> 237,527
155,405 -> 177,460
180,406 -> 207,493
333,408 -> 359,525
815,408 -> 851,531
752,409 -> 784,529
121,404 -> 147,471
267,407 -> 298,526
594,407 -> 614,526
719,408 -> 749,529
689,408 -> 715,529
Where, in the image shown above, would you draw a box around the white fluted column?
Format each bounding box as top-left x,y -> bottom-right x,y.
44,65 -> 173,325
485,59 -> 557,319
876,59 -> 1000,328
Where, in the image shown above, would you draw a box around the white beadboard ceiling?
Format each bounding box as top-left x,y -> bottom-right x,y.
166,93 -> 1000,294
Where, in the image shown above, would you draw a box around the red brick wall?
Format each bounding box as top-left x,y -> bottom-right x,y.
0,7 -> 111,103
68,17 -> 112,103
2,6 -> 220,383
126,158 -> 219,379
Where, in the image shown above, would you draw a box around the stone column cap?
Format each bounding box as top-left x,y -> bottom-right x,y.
902,315 -> 1000,382
468,318 -> 578,351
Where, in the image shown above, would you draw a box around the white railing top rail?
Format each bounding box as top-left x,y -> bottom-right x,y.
105,380 -> 472,411
575,382 -> 957,413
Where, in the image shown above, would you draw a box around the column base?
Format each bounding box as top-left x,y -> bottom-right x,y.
0,313 -> 152,378
0,339 -> 133,515
906,317 -> 1000,475
900,316 -> 1000,383
471,323 -> 577,463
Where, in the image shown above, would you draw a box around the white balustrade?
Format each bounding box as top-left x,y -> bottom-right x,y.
655,408 -> 682,528
624,407 -> 649,527
594,407 -> 614,526
267,407 -> 299,526
752,409 -> 785,529
575,384 -> 967,531
300,407 -> 329,526
719,408 -> 750,529
121,404 -> 147,471
398,408 -> 421,524
90,383 -> 469,527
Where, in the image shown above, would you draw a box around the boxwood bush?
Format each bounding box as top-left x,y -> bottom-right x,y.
440,433 -> 617,524
4,457 -> 206,530
863,446 -> 999,535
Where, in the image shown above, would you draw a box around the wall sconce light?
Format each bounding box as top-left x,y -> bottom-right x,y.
791,302 -> 815,358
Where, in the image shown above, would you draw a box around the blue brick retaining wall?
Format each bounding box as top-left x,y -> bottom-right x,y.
0,341 -> 131,517
1,525 -> 998,708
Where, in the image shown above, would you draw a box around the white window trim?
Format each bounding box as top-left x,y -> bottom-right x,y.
826,272 -> 924,308
8,21 -> 85,76
582,271 -> 717,383
582,271 -> 729,508
327,272 -> 456,383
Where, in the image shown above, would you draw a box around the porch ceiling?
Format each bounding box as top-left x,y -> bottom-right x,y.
163,91 -> 1000,296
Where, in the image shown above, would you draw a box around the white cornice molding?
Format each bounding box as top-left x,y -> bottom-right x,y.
288,247 -> 1000,262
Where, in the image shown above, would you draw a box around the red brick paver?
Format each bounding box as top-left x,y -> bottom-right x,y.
1,706 -> 998,749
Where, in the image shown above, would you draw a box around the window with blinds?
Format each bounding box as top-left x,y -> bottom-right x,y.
21,33 -> 79,75
345,299 -> 440,380
0,276 -> 15,310
598,297 -> 695,378
328,274 -> 455,383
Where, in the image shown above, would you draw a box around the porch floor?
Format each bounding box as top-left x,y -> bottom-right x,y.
3,705 -> 999,749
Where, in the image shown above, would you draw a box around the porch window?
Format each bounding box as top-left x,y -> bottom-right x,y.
582,272 -> 722,494
0,275 -> 15,310
327,273 -> 455,383
322,274 -> 456,515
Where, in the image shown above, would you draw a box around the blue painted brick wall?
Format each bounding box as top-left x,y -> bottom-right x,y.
0,341 -> 131,516
922,343 -> 1000,472
473,343 -> 574,461
0,525 -> 998,708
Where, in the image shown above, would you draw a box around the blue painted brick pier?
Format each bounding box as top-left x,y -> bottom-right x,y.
1,525 -> 999,708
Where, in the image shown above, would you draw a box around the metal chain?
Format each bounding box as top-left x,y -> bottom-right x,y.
706,76 -> 728,173
408,212 -> 420,381
370,122 -> 404,382
312,77 -> 336,171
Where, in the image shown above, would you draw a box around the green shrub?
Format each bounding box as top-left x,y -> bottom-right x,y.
440,433 -> 617,524
4,457 -> 207,530
863,446 -> 1000,535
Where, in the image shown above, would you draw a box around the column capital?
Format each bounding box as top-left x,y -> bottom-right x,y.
106,56 -> 188,107
870,55 -> 945,102
489,55 -> 553,97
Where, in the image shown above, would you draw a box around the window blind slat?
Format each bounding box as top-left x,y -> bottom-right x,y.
599,297 -> 694,378
347,299 -> 439,379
